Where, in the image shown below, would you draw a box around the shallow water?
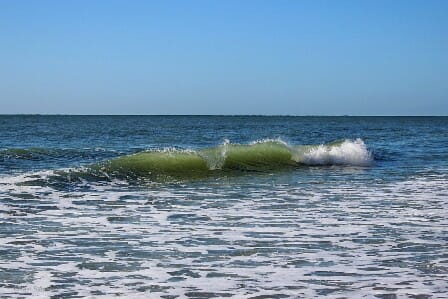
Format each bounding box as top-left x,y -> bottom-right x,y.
0,116 -> 447,298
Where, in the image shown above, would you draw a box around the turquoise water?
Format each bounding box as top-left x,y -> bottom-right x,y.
0,116 -> 447,298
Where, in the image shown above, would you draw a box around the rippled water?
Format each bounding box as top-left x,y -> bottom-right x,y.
0,116 -> 447,298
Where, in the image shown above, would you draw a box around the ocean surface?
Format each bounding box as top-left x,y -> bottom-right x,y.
0,115 -> 447,298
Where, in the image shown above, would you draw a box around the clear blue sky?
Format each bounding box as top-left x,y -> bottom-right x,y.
1,0 -> 447,115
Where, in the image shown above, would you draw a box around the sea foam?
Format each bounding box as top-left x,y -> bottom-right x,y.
298,138 -> 372,166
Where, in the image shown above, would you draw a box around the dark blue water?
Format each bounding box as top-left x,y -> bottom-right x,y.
0,116 -> 447,298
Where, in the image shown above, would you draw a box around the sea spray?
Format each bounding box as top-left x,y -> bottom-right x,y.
199,139 -> 230,170
296,138 -> 372,166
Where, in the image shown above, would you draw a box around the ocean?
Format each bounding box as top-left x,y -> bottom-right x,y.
0,115 -> 447,298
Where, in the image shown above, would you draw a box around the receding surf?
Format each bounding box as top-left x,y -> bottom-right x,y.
94,138 -> 372,178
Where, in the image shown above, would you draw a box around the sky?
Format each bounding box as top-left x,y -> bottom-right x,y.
0,0 -> 447,115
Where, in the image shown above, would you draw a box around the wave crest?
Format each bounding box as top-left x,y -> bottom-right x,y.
297,139 -> 373,166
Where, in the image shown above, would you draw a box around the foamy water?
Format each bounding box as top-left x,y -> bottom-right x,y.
0,170 -> 447,298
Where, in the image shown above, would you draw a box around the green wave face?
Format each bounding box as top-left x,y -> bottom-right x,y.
94,139 -> 371,179
99,141 -> 296,178
220,142 -> 294,170
101,151 -> 210,178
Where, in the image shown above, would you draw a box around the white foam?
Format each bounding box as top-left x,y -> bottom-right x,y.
1,172 -> 447,298
299,138 -> 372,166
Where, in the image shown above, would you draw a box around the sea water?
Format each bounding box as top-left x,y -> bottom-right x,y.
0,115 -> 447,298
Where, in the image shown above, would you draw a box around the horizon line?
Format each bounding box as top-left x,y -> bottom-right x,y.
0,114 -> 447,117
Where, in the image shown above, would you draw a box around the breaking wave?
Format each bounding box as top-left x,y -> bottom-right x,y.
97,138 -> 373,178
297,138 -> 372,166
1,139 -> 373,183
